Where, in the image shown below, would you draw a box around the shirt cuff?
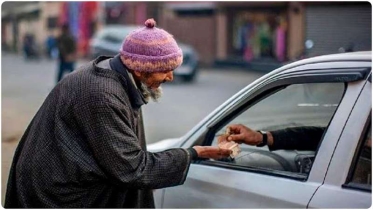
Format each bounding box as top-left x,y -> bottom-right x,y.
187,147 -> 198,160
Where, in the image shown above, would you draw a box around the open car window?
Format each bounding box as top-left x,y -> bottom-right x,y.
208,82 -> 345,177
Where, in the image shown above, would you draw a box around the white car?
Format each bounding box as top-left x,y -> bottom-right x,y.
148,51 -> 372,208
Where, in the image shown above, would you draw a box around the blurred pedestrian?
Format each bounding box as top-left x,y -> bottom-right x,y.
45,32 -> 57,59
4,18 -> 231,208
22,34 -> 31,59
56,23 -> 77,83
23,33 -> 38,59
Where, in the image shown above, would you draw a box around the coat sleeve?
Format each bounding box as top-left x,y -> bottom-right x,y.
73,94 -> 192,189
268,126 -> 325,151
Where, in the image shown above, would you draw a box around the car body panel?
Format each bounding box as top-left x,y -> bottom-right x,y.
307,79 -> 368,183
309,79 -> 372,208
162,165 -> 320,208
323,80 -> 371,186
147,52 -> 372,208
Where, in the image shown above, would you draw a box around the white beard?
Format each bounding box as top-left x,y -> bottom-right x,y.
140,82 -> 163,102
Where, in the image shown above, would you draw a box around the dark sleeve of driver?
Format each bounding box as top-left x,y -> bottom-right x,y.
268,126 -> 325,151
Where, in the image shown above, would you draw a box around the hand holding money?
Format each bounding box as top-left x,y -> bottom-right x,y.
217,127 -> 241,158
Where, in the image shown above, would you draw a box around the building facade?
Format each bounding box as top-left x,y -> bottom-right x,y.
1,2 -> 159,57
2,2 -> 371,68
159,1 -> 371,68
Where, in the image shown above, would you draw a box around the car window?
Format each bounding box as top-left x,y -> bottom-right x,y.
96,27 -> 137,43
348,120 -> 372,188
102,34 -> 123,43
209,82 -> 345,176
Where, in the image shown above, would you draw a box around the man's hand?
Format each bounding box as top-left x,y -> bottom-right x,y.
192,146 -> 231,159
217,134 -> 230,145
226,124 -> 262,145
217,134 -> 241,158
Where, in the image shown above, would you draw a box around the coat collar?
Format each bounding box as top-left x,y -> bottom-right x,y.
109,54 -> 147,109
93,55 -> 147,109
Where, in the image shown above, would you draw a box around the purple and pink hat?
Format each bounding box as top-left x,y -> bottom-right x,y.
120,18 -> 183,73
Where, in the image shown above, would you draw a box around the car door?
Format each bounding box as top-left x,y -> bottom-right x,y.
159,63 -> 370,208
308,76 -> 372,208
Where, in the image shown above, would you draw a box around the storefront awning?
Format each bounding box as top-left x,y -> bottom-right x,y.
2,2 -> 40,18
165,2 -> 216,11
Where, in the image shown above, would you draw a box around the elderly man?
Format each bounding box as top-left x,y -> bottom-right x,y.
5,19 -> 231,208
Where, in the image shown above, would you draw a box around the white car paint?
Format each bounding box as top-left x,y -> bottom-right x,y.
147,51 -> 372,208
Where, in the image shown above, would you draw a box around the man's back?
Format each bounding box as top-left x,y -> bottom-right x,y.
4,59 -> 144,208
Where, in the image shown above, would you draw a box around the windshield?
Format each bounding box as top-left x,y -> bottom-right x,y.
95,26 -> 139,42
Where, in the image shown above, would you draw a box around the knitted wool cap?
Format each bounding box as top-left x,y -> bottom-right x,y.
120,18 -> 183,72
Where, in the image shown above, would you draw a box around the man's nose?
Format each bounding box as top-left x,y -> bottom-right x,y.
165,71 -> 173,82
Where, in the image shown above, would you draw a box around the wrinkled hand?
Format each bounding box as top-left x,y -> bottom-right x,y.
217,134 -> 241,158
226,124 -> 262,146
192,146 -> 232,159
217,134 -> 237,148
217,134 -> 229,145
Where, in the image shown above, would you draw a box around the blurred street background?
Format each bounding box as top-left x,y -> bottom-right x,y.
1,1 -> 371,205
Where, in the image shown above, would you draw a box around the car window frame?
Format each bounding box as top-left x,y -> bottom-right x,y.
198,80 -> 348,181
180,64 -> 370,149
184,66 -> 372,182
342,112 -> 372,192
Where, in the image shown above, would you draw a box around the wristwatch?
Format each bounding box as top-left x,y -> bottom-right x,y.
256,130 -> 267,147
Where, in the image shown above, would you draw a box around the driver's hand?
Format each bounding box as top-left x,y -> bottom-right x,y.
192,146 -> 231,159
226,124 -> 262,146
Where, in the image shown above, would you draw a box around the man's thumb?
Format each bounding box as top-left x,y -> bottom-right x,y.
227,134 -> 242,142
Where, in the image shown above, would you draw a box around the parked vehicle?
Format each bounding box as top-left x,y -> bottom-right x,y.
89,25 -> 199,82
148,51 -> 372,208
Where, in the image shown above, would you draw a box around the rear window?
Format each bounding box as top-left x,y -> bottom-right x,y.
95,27 -> 139,42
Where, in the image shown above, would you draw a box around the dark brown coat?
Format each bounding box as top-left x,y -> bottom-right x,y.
5,56 -> 192,208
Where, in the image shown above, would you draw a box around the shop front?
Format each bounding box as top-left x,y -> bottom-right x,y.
227,6 -> 288,63
59,2 -> 99,57
304,2 -> 371,57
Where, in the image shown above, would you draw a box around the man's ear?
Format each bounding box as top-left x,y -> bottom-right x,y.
132,71 -> 142,78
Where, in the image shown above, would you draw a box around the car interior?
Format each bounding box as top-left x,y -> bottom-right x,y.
200,82 -> 346,176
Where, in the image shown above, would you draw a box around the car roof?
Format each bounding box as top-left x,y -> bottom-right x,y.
100,25 -> 141,30
95,25 -> 141,38
278,51 -> 372,73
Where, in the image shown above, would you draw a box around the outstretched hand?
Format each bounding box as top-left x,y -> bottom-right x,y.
192,146 -> 231,159
226,124 -> 262,146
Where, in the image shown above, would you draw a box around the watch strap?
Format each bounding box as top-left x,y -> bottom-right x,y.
256,131 -> 267,147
